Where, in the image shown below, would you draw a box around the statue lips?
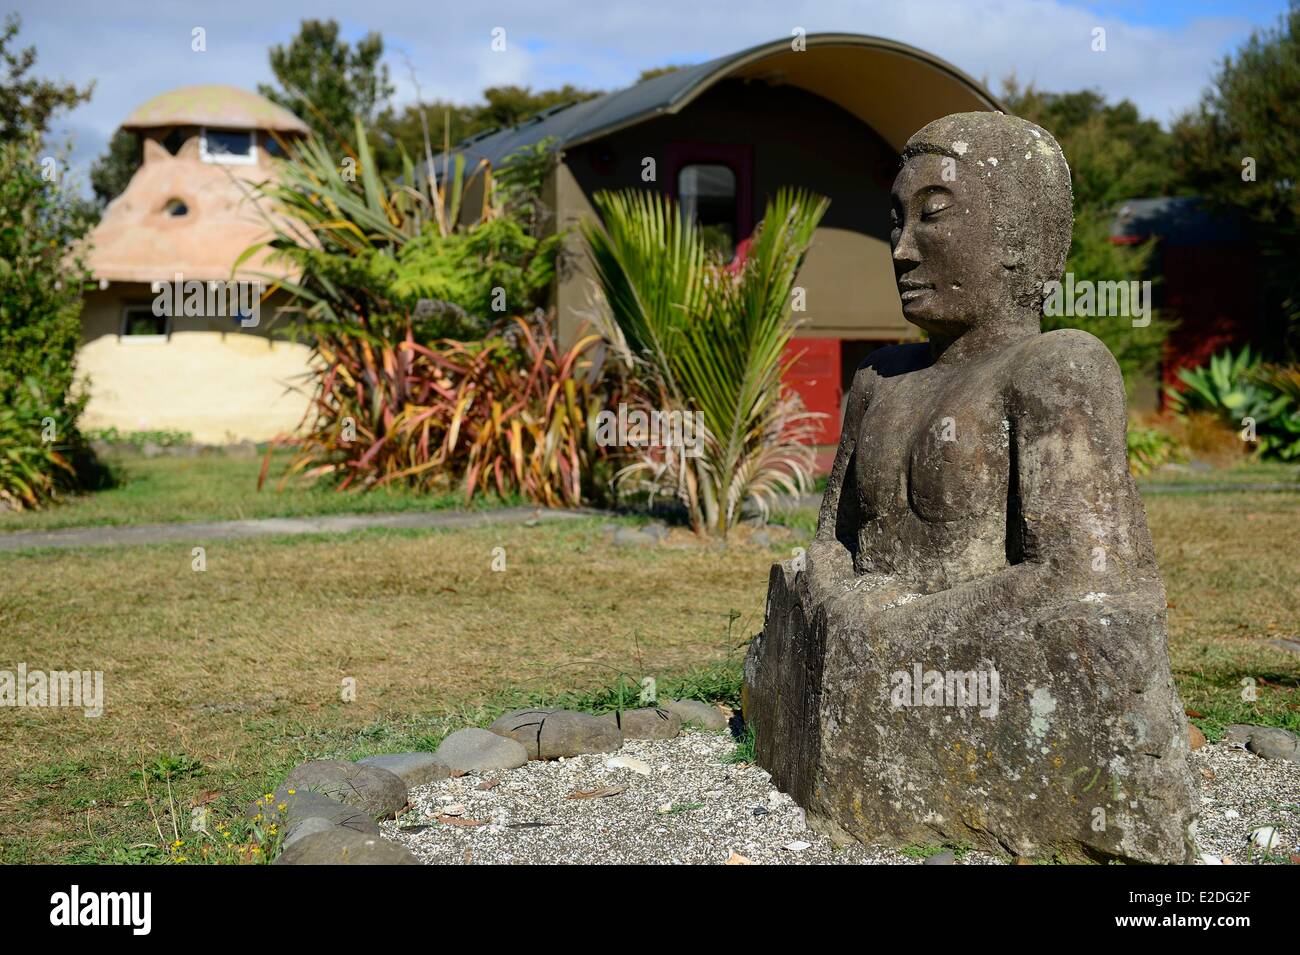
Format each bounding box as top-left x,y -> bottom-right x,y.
897,279 -> 933,305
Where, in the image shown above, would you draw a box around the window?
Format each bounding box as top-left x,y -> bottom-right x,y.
162,198 -> 188,217
678,163 -> 737,258
120,305 -> 169,341
200,128 -> 256,165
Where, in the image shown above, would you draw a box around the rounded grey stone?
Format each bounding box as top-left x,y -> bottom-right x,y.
1245,727 -> 1299,762
661,698 -> 728,731
246,787 -> 380,836
434,727 -> 529,772
282,815 -> 338,848
489,709 -> 622,760
598,707 -> 682,740
357,752 -> 451,788
274,828 -> 420,865
923,850 -> 957,865
281,759 -> 408,819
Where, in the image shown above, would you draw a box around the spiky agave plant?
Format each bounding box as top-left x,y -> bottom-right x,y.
583,187 -> 828,536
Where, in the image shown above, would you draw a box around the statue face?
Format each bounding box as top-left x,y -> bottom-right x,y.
890,153 -> 1000,338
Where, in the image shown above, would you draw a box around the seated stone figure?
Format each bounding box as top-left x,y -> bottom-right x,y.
743,112 -> 1198,863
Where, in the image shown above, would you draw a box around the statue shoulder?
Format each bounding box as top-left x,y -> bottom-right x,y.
1012,329 -> 1124,392
1009,330 -> 1127,424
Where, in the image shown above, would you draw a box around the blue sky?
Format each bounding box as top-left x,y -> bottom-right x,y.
10,0 -> 1292,189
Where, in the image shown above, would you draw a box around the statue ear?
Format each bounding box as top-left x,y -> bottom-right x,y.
143,139 -> 170,164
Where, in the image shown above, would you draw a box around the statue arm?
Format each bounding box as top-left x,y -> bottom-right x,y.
803,364 -> 872,587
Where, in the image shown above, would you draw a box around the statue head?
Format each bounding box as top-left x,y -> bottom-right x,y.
890,111 -> 1072,340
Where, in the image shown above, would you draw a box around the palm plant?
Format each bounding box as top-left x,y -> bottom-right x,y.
583,187 -> 828,536
237,117 -> 492,332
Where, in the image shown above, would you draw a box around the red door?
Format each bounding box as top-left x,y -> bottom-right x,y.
782,338 -> 842,460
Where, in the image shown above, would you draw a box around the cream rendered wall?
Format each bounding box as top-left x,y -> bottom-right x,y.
78,287 -> 314,444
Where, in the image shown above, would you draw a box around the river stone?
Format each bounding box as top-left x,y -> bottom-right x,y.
357,752 -> 451,788
661,698 -> 728,731
489,708 -> 622,760
1244,727 -> 1299,762
435,727 -> 529,772
246,787 -> 380,836
597,707 -> 681,740
743,112 -> 1197,865
274,828 -> 420,865
281,815 -> 338,848
281,760 -> 407,819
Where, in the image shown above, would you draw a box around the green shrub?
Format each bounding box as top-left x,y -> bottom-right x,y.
1125,424 -> 1185,476
1168,347 -> 1300,460
0,132 -> 96,508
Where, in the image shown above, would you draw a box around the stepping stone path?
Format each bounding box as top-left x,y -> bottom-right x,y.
266,701 -> 733,867
264,702 -> 724,863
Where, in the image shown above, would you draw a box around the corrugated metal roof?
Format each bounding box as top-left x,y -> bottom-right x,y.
434,33 -> 997,171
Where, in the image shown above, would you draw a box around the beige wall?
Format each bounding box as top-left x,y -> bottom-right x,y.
78,286 -> 314,444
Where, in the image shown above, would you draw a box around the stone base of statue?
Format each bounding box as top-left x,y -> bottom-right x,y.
743,560 -> 1199,864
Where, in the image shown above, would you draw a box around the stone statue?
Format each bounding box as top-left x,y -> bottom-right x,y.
743,112 -> 1198,863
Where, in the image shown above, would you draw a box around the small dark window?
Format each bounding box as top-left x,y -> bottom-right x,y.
121,306 -> 169,339
678,163 -> 737,258
264,135 -> 286,158
162,198 -> 188,217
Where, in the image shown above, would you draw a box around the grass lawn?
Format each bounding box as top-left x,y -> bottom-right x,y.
0,461 -> 1296,863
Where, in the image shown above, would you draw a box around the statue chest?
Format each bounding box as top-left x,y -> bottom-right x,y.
853,371 -> 1012,527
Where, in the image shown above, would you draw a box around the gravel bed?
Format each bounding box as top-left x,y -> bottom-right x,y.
383,732 -> 1298,864
1190,742 -> 1299,863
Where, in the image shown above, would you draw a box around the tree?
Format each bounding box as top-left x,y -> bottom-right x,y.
258,19 -> 394,145
1173,2 -> 1300,358
89,128 -> 139,205
1003,79 -> 1173,392
0,15 -> 100,507
0,14 -> 91,145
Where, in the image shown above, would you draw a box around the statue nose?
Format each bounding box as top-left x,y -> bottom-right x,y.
892,226 -> 920,270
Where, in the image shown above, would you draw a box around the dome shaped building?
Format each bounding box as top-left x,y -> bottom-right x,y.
79,84 -> 314,443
